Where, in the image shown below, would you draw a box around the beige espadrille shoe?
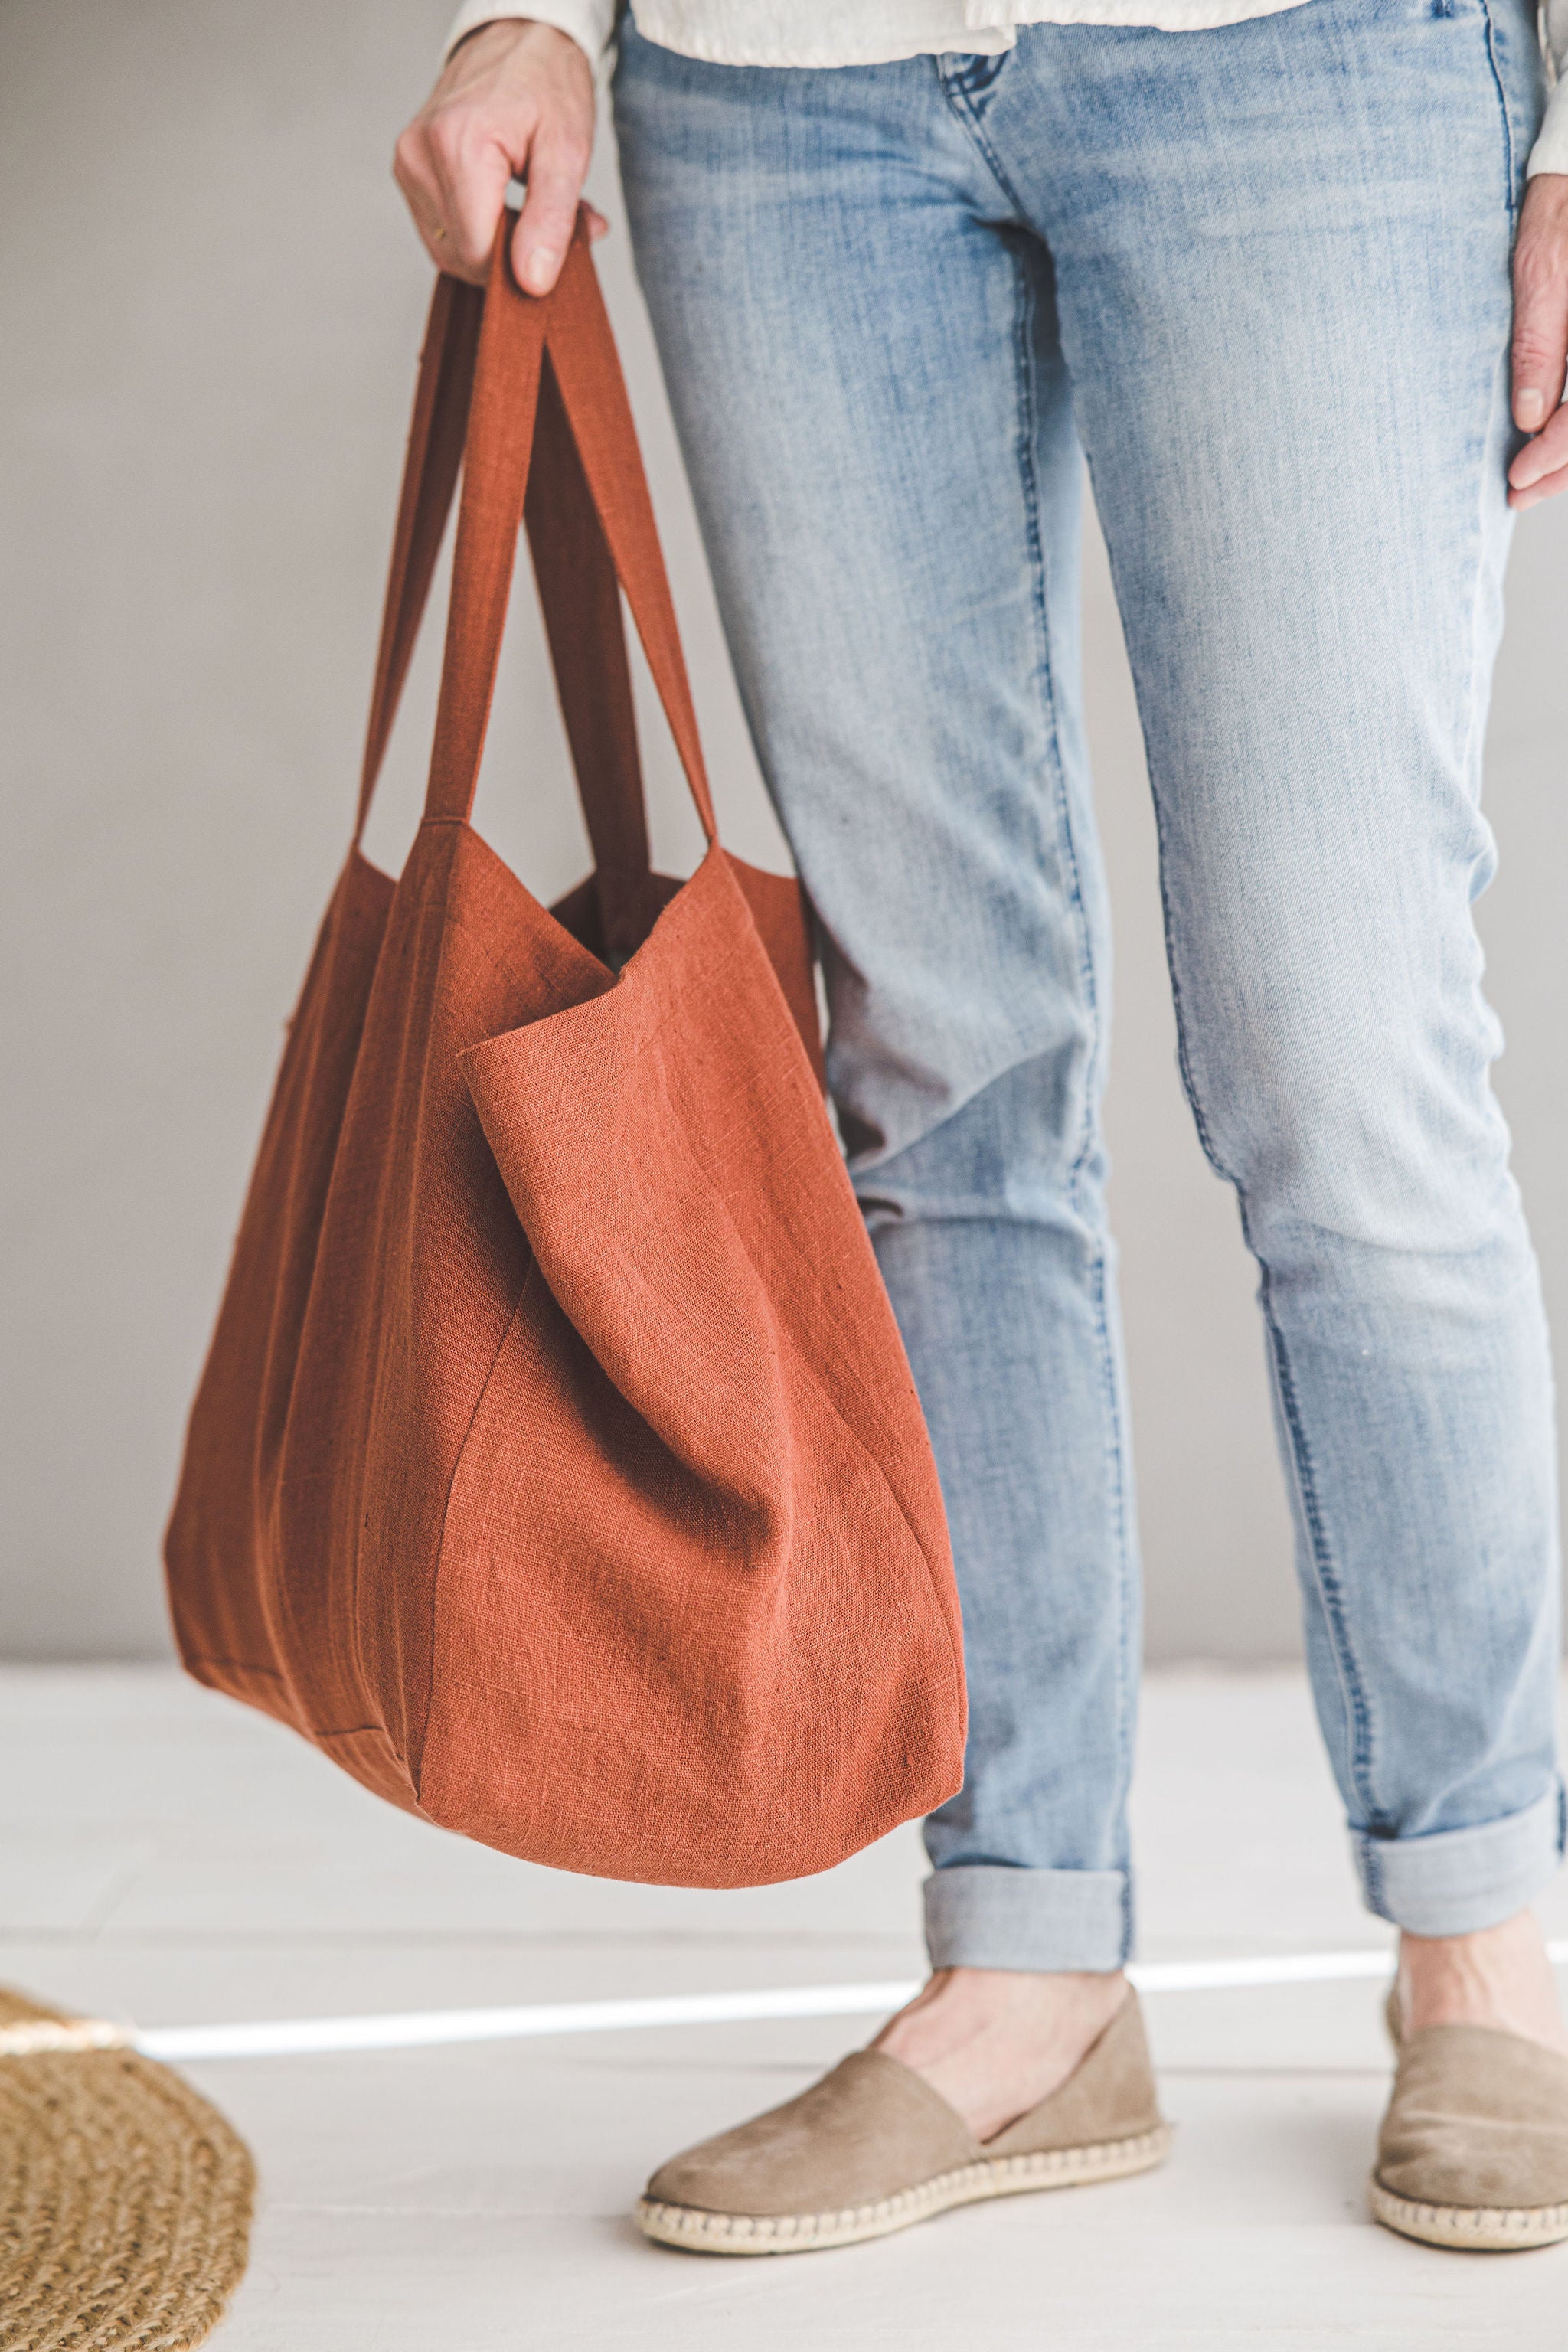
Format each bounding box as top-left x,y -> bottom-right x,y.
636,1992 -> 1168,2255
1371,1990 -> 1568,2251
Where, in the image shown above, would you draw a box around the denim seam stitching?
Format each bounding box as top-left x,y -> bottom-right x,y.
930,57 -> 1137,1952
1259,1269 -> 1380,1828
1005,235 -> 1138,1949
1477,0 -> 1520,229
1147,817 -> 1379,1831
1265,1274 -> 1378,1836
944,49 -> 1009,101
1461,269 -> 1511,807
998,255 -> 1102,1197
936,66 -> 1034,226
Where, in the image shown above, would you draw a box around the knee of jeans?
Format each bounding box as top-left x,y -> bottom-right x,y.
1187,1010 -> 1532,1311
846,1036 -> 1111,1232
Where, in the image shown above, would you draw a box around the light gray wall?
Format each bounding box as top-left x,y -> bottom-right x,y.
3,0 -> 1566,1661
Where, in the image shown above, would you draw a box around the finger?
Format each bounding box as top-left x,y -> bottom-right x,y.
425,114 -> 518,279
584,203 -> 610,242
1508,395 -> 1568,490
1511,215 -> 1568,435
393,131 -> 470,279
1509,456 -> 1568,510
511,131 -> 593,295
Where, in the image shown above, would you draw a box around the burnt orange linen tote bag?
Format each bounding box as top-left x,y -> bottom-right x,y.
164,220 -> 966,1888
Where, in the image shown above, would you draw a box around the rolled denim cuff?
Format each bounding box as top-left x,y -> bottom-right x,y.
924,1864 -> 1130,1972
1353,1782 -> 1566,1937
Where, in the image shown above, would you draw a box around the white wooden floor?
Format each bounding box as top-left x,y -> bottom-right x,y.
5,1663 -> 1567,2349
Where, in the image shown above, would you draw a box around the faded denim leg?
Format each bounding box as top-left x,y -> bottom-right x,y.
955,0 -> 1561,1934
612,0 -> 1563,1963
616,27 -> 1141,1968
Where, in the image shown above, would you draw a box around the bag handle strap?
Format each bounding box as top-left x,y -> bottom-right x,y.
423,213 -> 719,845
354,260 -> 662,946
525,355 -> 654,942
533,227 -> 717,847
354,272 -> 482,849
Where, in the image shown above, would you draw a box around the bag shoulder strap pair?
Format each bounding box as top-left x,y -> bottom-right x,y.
356,218 -> 717,964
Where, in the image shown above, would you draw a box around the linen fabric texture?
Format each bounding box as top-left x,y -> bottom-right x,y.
164,223 -> 965,1890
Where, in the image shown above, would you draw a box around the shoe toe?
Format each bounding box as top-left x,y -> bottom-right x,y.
1377,2025 -> 1568,2217
643,2049 -> 978,2220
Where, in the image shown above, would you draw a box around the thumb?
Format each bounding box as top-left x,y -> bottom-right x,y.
510,129 -> 593,295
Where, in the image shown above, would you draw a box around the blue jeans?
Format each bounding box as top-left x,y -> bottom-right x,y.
612,0 -> 1564,1968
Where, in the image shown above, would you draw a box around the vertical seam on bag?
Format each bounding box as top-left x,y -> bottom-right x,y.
415,1255 -> 542,1802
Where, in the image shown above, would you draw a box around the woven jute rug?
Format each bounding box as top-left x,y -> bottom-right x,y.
0,1986 -> 253,2350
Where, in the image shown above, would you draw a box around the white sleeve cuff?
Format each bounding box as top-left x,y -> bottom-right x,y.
443,2 -> 618,67
1530,0 -> 1568,175
1527,75 -> 1568,177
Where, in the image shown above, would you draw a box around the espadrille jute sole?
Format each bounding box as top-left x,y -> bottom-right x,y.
636,2122 -> 1171,2256
1369,2176 -> 1568,2252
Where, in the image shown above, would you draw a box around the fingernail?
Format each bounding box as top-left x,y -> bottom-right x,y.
1516,387 -> 1547,430
522,247 -> 558,294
